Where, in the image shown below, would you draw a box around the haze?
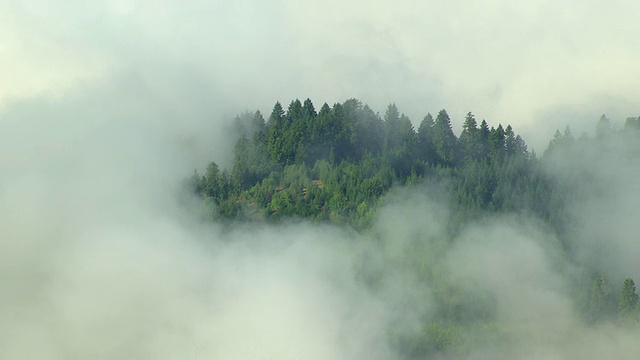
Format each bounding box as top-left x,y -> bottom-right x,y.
3,1 -> 640,146
2,1 -> 640,359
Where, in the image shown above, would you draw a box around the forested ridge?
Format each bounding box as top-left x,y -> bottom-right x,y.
188,98 -> 640,358
190,99 -> 544,226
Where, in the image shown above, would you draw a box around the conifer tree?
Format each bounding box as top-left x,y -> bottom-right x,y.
432,109 -> 458,166
619,278 -> 639,318
417,113 -> 438,164
459,112 -> 479,162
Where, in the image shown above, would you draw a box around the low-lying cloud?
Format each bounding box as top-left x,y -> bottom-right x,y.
3,1 -> 640,358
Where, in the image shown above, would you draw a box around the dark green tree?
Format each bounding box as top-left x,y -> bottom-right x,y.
459,112 -> 479,162
417,113 -> 439,165
432,109 -> 458,166
478,119 -> 491,160
384,103 -> 402,150
351,104 -> 384,158
504,125 -> 516,156
266,102 -> 287,165
489,124 -> 506,160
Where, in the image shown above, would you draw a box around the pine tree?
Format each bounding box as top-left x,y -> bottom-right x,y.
432,109 -> 458,166
231,134 -> 251,190
459,112 -> 479,162
302,98 -> 317,119
267,102 -> 286,165
489,124 -> 506,160
417,113 -> 438,164
351,104 -> 384,158
619,278 -> 639,318
384,103 -> 402,150
478,119 -> 490,160
504,125 -> 516,156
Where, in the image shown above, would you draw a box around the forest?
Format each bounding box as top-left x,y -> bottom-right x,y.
188,98 -> 640,358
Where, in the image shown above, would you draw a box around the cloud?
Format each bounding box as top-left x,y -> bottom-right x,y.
2,1 -> 640,358
3,0 -> 639,146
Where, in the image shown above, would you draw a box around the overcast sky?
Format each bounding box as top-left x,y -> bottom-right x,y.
2,0 -> 639,150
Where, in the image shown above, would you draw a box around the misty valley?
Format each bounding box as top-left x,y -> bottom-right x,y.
186,98 -> 640,359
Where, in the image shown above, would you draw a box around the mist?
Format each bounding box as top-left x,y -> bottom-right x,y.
3,1 -> 640,359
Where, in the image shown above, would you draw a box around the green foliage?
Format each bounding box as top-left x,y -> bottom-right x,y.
191,98 -> 550,229
432,109 -> 458,166
618,278 -> 639,319
183,100 -> 640,357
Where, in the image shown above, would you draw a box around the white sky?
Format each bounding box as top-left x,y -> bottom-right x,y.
2,0 -> 640,149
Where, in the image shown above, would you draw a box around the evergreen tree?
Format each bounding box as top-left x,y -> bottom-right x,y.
390,114 -> 416,177
543,127 -> 576,158
432,109 -> 458,166
478,119 -> 491,160
384,103 -> 402,150
619,278 -> 639,318
504,125 -> 516,156
231,134 -> 251,190
328,102 -> 354,162
563,126 -> 575,146
195,98 -> 546,232
202,161 -> 226,203
417,113 -> 438,164
513,135 -> 528,157
267,102 -> 287,165
459,112 -> 479,162
489,124 -> 506,160
351,104 -> 384,158
302,98 -> 317,119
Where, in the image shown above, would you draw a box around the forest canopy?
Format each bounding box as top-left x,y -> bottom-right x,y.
191,98 -> 555,228
185,98 -> 640,358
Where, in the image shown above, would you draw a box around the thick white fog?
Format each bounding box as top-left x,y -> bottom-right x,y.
2,1 -> 640,359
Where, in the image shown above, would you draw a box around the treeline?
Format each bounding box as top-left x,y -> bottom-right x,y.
186,99 -> 640,357
190,98 -> 553,228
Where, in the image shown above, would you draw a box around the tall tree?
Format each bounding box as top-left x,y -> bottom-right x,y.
504,125 -> 516,156
619,278 -> 639,318
231,134 -> 250,190
459,112 -> 479,162
432,109 -> 458,166
384,103 -> 402,151
351,104 -> 384,158
417,113 -> 438,164
328,102 -> 353,163
267,102 -> 286,165
389,114 -> 417,177
489,124 -> 506,160
478,119 -> 490,160
302,98 -> 317,119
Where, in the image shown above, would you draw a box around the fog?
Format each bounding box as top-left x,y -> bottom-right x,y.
4,1 -> 640,148
2,1 -> 640,359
